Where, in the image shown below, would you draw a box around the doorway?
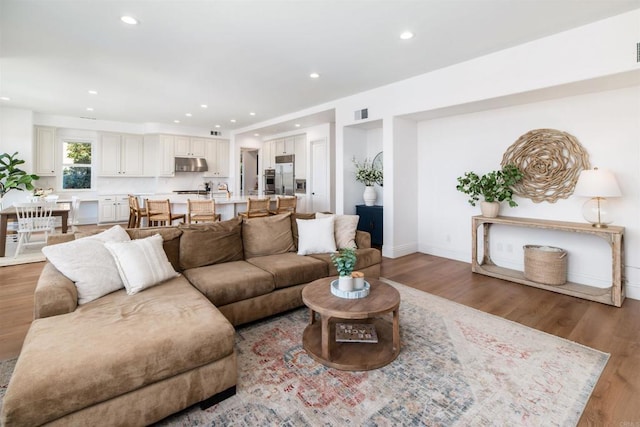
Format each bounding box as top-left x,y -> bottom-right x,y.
240,148 -> 259,196
310,138 -> 329,212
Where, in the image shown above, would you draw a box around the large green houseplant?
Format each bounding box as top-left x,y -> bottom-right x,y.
0,152 -> 40,207
456,164 -> 523,217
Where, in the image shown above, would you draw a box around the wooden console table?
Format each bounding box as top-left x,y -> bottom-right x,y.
472,215 -> 624,307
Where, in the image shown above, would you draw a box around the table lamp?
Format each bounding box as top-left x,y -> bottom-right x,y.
573,168 -> 622,228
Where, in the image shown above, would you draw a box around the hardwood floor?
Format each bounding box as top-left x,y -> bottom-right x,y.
1,252 -> 638,425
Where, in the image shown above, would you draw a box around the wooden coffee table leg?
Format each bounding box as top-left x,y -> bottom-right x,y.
392,308 -> 400,353
321,315 -> 330,360
308,308 -> 316,325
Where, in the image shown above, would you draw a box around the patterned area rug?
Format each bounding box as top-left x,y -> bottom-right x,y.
0,279 -> 608,426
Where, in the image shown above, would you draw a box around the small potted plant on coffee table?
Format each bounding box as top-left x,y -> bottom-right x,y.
455,164 -> 523,217
331,248 -> 357,292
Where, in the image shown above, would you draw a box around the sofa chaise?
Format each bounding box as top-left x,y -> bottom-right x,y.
1,212 -> 381,426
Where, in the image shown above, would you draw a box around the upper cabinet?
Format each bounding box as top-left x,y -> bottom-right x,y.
275,137 -> 294,156
34,126 -> 57,176
204,139 -> 230,177
263,140 -> 275,169
175,136 -> 206,157
99,133 -> 144,176
143,134 -> 175,177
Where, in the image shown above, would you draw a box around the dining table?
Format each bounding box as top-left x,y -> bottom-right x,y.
0,202 -> 70,257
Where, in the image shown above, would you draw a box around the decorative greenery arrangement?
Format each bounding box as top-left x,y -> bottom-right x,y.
0,152 -> 39,198
330,248 -> 357,277
456,164 -> 524,207
353,158 -> 383,186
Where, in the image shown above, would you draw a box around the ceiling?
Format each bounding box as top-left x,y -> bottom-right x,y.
1,0 -> 639,134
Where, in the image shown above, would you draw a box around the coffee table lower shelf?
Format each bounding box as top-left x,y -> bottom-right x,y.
302,317 -> 399,371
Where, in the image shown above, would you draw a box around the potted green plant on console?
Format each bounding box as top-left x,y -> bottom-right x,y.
456,164 -> 523,217
0,152 -> 39,209
331,248 -> 357,291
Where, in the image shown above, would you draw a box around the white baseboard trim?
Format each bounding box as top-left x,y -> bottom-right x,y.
382,242 -> 419,259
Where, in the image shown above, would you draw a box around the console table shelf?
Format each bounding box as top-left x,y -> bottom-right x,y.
472,215 -> 624,307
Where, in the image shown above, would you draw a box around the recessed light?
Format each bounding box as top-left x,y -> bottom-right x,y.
121,16 -> 138,25
185,113 -> 192,117
309,72 -> 320,79
254,133 -> 260,137
215,124 -> 221,128
174,119 -> 180,123
0,96 -> 10,101
200,104 -> 208,108
400,31 -> 414,40
249,112 -> 256,116
86,107 -> 94,111
230,119 -> 237,123
88,90 -> 98,95
294,124 -> 301,128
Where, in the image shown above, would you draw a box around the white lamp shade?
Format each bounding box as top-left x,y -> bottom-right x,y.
573,169 -> 622,198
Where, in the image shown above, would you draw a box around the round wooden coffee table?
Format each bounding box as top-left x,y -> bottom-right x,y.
301,277 -> 401,371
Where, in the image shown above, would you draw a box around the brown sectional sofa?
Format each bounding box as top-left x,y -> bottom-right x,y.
1,213 -> 381,426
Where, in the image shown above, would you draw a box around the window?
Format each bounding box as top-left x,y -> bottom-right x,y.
62,141 -> 92,189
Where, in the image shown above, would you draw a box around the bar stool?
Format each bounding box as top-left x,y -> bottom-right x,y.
187,199 -> 221,224
271,195 -> 297,215
145,199 -> 185,226
128,195 -> 147,228
239,197 -> 270,219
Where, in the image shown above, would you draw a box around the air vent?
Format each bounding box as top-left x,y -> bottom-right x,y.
637,42 -> 640,63
354,108 -> 369,120
210,130 -> 222,136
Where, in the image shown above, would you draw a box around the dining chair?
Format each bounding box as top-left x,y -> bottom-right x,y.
145,199 -> 185,226
128,195 -> 147,228
239,197 -> 271,219
68,196 -> 82,232
271,195 -> 297,215
14,202 -> 56,257
187,199 -> 221,224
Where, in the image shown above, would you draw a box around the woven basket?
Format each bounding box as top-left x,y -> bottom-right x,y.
523,245 -> 567,286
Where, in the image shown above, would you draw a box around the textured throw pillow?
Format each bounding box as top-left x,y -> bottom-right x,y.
42,225 -> 131,304
316,213 -> 359,249
296,216 -> 337,255
178,217 -> 244,269
105,234 -> 179,295
242,213 -> 296,258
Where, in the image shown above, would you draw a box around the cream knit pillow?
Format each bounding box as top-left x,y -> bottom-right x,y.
316,213 -> 359,249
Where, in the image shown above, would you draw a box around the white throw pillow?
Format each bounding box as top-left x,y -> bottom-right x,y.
42,225 -> 131,305
316,213 -> 359,249
105,234 -> 179,295
296,217 -> 337,255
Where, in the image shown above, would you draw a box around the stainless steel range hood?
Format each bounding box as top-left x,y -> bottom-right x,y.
175,157 -> 208,172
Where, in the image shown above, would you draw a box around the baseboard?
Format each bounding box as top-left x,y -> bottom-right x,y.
382,242 -> 418,259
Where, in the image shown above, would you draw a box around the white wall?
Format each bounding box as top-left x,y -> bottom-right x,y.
0,107 -> 34,206
417,85 -> 640,297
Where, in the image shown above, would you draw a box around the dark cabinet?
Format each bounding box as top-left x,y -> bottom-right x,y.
356,205 -> 383,246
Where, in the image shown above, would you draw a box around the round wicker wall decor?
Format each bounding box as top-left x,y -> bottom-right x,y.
501,129 -> 590,203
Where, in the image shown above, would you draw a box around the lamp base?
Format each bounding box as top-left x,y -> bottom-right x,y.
582,197 -> 614,228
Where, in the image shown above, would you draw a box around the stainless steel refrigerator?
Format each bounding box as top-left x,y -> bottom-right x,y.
275,155 -> 295,195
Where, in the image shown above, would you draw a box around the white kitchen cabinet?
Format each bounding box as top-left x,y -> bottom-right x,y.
99,133 -> 143,176
294,134 -> 306,179
143,134 -> 176,177
175,136 -> 206,157
98,195 -> 129,223
204,139 -> 230,177
262,140 -> 275,169
34,126 -> 57,176
275,137 -> 294,156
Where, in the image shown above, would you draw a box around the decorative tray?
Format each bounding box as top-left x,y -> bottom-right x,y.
330,280 -> 370,299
